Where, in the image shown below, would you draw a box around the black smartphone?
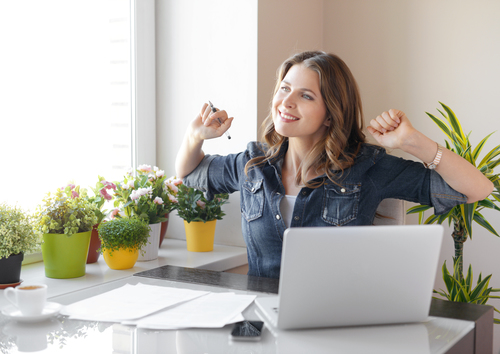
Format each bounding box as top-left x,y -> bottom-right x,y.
230,320 -> 264,341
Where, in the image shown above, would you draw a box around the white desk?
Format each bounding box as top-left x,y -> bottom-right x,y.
0,265 -> 480,354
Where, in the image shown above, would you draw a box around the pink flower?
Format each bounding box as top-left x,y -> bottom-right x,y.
103,181 -> 117,190
196,200 -> 206,209
67,184 -> 76,190
110,208 -> 120,219
138,164 -> 152,173
71,190 -> 79,199
166,183 -> 178,194
168,195 -> 178,204
153,197 -> 164,205
121,183 -> 130,190
100,188 -> 112,201
156,170 -> 165,178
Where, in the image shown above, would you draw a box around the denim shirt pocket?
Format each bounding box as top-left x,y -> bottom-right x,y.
322,182 -> 361,226
242,179 -> 265,222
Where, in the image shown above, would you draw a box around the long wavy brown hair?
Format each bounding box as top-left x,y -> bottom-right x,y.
246,51 -> 366,187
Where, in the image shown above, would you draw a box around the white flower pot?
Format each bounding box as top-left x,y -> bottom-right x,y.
137,223 -> 161,261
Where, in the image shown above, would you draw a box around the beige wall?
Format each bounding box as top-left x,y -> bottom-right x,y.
155,0 -> 258,247
326,1 -> 500,349
323,0 -> 500,324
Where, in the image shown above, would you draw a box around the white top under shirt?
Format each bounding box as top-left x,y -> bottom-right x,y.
280,195 -> 297,229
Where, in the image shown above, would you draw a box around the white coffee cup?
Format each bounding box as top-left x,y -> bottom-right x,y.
4,284 -> 47,316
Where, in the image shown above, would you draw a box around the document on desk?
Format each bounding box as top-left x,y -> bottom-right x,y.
123,292 -> 256,329
60,283 -> 209,322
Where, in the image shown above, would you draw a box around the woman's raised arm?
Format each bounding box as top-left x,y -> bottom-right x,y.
175,103 -> 233,178
367,109 -> 494,203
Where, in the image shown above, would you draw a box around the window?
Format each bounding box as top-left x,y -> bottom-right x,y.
0,0 -> 155,262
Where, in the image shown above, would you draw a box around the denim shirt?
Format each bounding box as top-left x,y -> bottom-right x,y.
184,142 -> 466,279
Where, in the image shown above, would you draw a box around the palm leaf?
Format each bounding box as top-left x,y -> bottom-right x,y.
440,102 -> 466,143
426,112 -> 453,140
472,132 -> 495,162
473,212 -> 500,236
406,204 -> 432,214
477,199 -> 500,212
470,274 -> 492,300
478,144 -> 500,169
424,214 -> 440,225
460,203 -> 476,238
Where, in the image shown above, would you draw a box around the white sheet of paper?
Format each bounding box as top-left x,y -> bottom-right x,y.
124,292 -> 256,329
60,283 -> 209,322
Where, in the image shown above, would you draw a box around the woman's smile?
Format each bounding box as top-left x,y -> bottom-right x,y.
279,110 -> 300,122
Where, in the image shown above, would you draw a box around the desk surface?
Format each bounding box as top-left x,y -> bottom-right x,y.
1,265 -> 492,354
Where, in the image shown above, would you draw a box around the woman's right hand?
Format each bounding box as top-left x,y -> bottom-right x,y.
190,103 -> 233,141
176,103 -> 234,178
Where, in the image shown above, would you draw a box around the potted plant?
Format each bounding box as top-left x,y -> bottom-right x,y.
0,203 -> 39,286
175,183 -> 229,252
33,184 -> 98,279
97,217 -> 150,270
407,102 -> 500,322
84,177 -> 117,263
113,165 -> 176,261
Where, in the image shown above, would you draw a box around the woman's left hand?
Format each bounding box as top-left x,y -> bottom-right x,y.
367,109 -> 416,150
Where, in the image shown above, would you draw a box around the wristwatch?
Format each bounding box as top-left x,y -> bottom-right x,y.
424,143 -> 443,170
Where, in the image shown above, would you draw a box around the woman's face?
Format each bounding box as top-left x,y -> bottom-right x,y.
272,63 -> 329,143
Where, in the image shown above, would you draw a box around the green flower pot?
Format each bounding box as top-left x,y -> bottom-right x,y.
41,231 -> 91,279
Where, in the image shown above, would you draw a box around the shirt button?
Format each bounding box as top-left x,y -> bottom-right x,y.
341,188 -> 346,193
294,216 -> 300,221
302,191 -> 307,195
276,215 -> 281,220
251,187 -> 255,192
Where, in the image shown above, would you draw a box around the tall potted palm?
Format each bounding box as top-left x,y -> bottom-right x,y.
407,102 -> 500,321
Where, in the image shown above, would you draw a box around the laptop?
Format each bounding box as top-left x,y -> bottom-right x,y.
254,224 -> 443,330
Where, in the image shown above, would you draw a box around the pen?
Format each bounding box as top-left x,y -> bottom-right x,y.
209,100 -> 231,139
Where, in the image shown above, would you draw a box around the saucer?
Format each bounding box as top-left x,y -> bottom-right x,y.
1,302 -> 63,323
0,280 -> 23,289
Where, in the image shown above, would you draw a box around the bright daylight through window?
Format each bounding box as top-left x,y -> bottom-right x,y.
0,0 -> 133,212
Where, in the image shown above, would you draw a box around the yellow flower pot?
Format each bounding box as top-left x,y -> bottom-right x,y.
183,220 -> 216,252
103,247 -> 139,270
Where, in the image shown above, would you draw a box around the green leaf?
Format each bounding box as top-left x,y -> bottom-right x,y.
406,205 -> 432,214
440,102 -> 466,145
478,144 -> 500,169
477,199 -> 500,212
460,203 -> 476,238
473,212 -> 500,236
472,132 -> 495,163
442,261 -> 454,294
465,264 -> 473,293
426,112 -> 453,141
470,274 -> 492,301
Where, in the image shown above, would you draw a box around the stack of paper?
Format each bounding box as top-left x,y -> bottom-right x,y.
60,283 -> 256,329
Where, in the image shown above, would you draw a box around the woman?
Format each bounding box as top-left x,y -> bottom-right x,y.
176,51 -> 493,279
